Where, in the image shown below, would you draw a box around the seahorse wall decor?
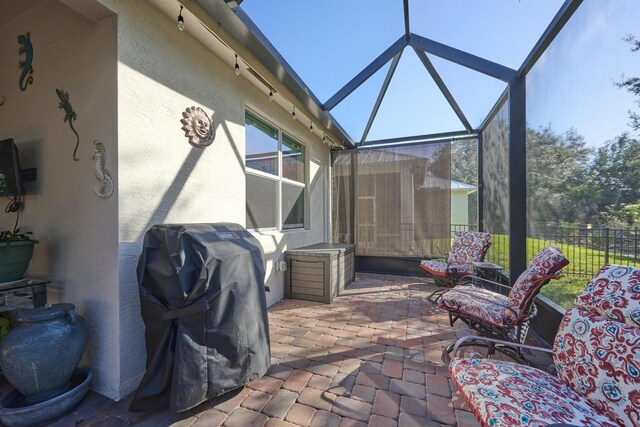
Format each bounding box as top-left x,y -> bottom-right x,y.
92,140 -> 114,199
18,32 -> 34,91
56,89 -> 80,161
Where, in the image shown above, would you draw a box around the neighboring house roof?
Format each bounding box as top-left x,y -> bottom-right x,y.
451,180 -> 477,192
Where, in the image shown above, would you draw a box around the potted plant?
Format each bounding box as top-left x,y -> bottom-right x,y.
0,227 -> 38,283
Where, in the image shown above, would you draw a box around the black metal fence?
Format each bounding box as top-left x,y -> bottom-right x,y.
451,223 -> 640,277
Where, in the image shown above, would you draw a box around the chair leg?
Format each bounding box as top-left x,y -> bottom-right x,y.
442,338 -> 490,365
427,287 -> 449,304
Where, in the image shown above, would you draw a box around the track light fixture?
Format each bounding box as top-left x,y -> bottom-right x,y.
292,106 -> 297,120
268,89 -> 274,101
309,121 -> 313,132
177,5 -> 185,31
234,54 -> 240,76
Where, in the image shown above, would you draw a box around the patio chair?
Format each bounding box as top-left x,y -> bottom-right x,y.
448,264 -> 640,427
419,231 -> 492,303
439,245 -> 569,363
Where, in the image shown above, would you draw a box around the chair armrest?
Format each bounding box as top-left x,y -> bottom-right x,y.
452,335 -> 553,359
460,275 -> 512,291
421,257 -> 447,263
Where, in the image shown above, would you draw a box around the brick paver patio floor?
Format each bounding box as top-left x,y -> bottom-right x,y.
40,273 -> 509,426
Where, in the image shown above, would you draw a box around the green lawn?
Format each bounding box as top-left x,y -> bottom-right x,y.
483,234 -> 640,308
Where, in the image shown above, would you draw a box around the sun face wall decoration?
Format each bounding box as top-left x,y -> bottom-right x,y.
180,106 -> 215,148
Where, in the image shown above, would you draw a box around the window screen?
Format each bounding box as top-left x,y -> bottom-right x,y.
282,134 -> 305,183
246,111 -> 279,176
246,173 -> 278,229
282,182 -> 305,229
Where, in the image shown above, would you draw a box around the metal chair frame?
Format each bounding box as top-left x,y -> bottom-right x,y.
441,274 -> 558,364
421,233 -> 492,304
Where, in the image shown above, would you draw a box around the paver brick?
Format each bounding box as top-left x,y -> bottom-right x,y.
339,358 -> 362,374
307,362 -> 340,378
331,397 -> 372,422
309,410 -> 341,427
369,414 -> 398,427
452,390 -> 471,411
285,403 -> 316,426
351,384 -> 376,404
241,390 -> 272,412
372,390 -> 400,419
403,360 -> 435,374
248,376 -> 284,394
456,410 -> 482,427
262,389 -> 298,419
307,374 -> 332,390
398,412 -> 429,427
329,373 -> 357,397
381,360 -> 403,379
338,418 -> 368,427
282,370 -> 313,393
213,387 -> 252,414
360,361 -> 383,374
267,364 -> 294,380
401,369 -> 425,385
389,379 -> 426,399
399,396 -> 427,417
191,409 -> 226,426
355,372 -> 390,390
265,419 -> 298,427
297,387 -> 336,411
426,373 -> 451,397
426,393 -> 456,425
223,407 -> 268,427
291,338 -> 316,349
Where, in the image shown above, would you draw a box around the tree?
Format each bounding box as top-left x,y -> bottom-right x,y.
615,35 -> 640,132
591,133 -> 640,218
526,126 -> 594,224
451,140 -> 477,186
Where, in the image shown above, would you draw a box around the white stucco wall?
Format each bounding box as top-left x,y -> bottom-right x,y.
0,1 -> 120,398
451,191 -> 470,226
112,0 -> 331,399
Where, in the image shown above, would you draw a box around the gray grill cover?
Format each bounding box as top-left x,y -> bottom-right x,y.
130,223 -> 270,413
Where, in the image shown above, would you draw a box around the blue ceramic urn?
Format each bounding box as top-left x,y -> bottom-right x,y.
0,303 -> 88,404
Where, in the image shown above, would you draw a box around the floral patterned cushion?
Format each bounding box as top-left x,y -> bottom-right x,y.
448,231 -> 492,265
553,307 -> 640,427
508,245 -> 569,311
573,264 -> 640,328
450,358 -> 618,427
439,286 -> 518,328
419,260 -> 473,277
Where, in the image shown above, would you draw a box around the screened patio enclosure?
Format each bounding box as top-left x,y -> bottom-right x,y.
200,0 -> 638,283
319,0 -> 583,282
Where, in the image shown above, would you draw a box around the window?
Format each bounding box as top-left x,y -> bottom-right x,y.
245,110 -> 306,230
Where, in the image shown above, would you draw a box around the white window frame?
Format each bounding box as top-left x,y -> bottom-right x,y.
245,110 -> 308,231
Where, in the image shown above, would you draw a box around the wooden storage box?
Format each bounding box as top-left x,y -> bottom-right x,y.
284,243 -> 355,303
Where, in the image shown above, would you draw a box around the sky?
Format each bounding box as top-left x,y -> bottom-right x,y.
241,1 -> 640,148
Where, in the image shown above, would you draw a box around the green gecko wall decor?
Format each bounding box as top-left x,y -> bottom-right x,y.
92,140 -> 114,199
17,32 -> 34,91
56,89 -> 80,161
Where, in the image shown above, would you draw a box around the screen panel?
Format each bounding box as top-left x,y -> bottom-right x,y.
333,142 -> 451,257
482,101 -> 510,269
